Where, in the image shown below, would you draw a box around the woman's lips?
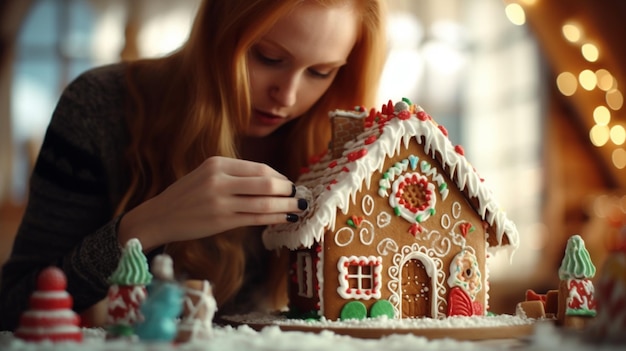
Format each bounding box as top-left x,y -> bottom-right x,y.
254,110 -> 286,126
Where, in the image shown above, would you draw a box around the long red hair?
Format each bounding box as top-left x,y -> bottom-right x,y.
116,0 -> 387,310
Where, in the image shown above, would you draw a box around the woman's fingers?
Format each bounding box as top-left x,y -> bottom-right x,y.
132,156 -> 307,246
218,212 -> 305,228
224,196 -> 308,214
224,176 -> 295,197
202,156 -> 288,179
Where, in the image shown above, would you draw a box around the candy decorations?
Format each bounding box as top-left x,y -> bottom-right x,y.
14,267 -> 83,343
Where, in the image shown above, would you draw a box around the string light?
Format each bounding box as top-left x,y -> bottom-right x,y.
504,3 -> 526,25
612,148 -> 626,169
562,23 -> 582,43
596,69 -> 615,91
593,106 -> 611,125
517,3 -> 624,171
579,69 -> 597,91
556,72 -> 577,96
590,125 -> 610,147
581,43 -> 599,62
606,89 -> 624,110
610,125 -> 626,145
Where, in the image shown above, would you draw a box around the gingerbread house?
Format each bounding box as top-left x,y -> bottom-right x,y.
262,99 -> 520,320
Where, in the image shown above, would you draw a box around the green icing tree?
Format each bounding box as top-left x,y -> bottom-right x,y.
558,234 -> 596,280
109,238 -> 153,285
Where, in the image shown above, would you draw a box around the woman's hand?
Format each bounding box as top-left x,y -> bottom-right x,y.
118,156 -> 307,251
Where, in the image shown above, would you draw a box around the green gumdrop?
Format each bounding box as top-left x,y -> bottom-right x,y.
340,301 -> 367,321
369,300 -> 395,319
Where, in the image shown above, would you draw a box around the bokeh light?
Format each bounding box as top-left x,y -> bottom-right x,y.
590,124 -> 610,146
581,43 -> 599,62
562,23 -> 582,43
505,3 -> 526,25
556,72 -> 577,96
593,105 -> 611,125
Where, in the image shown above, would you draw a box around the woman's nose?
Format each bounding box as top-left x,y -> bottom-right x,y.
270,74 -> 298,107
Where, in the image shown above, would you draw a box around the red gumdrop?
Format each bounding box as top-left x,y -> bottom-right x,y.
37,267 -> 67,291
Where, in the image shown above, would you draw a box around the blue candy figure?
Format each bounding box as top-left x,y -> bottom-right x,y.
135,254 -> 183,342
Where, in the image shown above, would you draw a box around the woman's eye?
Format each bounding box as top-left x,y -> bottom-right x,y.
254,49 -> 282,65
308,68 -> 333,79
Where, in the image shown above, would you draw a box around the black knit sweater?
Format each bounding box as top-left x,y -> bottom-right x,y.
0,64 -> 136,331
0,62 -> 273,331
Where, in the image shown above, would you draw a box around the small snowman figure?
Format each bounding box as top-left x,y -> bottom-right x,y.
134,254 -> 183,342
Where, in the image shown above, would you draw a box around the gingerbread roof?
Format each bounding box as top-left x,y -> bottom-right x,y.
262,100 -> 519,255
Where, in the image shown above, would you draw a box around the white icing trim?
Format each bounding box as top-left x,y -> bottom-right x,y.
358,220 -> 375,246
334,227 -> 354,247
414,230 -> 452,257
376,212 -> 391,228
316,245 -> 325,317
377,238 -> 399,256
376,238 -> 399,256
362,195 -> 375,216
452,201 -> 462,219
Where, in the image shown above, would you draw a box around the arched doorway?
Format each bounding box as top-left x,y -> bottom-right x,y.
401,257 -> 433,318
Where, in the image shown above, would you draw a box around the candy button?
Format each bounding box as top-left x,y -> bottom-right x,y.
340,301 -> 367,321
369,300 -> 395,319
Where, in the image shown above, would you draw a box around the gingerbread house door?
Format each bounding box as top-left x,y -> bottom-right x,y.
401,258 -> 432,318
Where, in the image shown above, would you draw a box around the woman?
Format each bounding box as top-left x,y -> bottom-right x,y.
0,0 -> 386,330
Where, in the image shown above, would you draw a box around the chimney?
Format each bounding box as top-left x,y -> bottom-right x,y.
329,109 -> 367,159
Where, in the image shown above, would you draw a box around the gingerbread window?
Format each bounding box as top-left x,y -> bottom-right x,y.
296,252 -> 313,298
337,256 -> 382,300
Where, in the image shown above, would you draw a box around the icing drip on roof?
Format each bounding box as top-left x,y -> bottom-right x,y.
263,102 -> 519,256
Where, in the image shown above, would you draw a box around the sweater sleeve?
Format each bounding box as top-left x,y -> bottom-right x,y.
0,65 -> 130,331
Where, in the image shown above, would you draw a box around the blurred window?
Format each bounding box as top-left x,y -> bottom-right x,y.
381,0 -> 544,279
11,0 -> 98,199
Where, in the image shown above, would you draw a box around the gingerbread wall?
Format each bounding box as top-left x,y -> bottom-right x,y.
320,140 -> 488,320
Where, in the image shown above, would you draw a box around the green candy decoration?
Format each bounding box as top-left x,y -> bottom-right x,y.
558,234 -> 596,280
105,238 -> 153,338
369,300 -> 395,319
340,301 -> 367,321
110,238 -> 153,285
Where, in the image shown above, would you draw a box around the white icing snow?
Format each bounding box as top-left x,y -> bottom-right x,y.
223,312 -> 534,329
1,319 -> 623,351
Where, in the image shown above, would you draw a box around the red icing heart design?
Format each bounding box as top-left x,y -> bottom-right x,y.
351,215 -> 363,227
460,222 -> 473,237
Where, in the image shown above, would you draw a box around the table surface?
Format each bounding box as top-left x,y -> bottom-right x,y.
1,322 -> 621,351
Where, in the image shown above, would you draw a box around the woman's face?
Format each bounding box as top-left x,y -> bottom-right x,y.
246,1 -> 359,137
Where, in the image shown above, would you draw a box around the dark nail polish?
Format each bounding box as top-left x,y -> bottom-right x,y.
286,213 -> 298,223
290,184 -> 296,197
298,198 -> 308,211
